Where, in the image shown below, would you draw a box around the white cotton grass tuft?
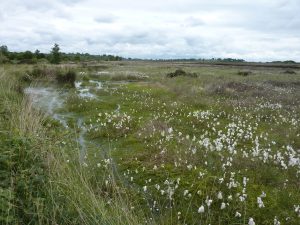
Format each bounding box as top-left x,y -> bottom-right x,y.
235,211 -> 241,217
217,191 -> 223,199
183,190 -> 189,196
143,186 -> 147,192
248,217 -> 255,225
198,205 -> 205,213
257,197 -> 265,208
220,202 -> 226,210
274,216 -> 281,225
205,198 -> 213,207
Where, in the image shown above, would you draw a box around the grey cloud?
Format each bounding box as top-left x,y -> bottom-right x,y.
94,14 -> 117,23
184,17 -> 205,27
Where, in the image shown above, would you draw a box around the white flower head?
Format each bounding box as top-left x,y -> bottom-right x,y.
198,205 -> 205,213
220,202 -> 226,210
143,186 -> 147,192
235,211 -> 241,217
248,217 -> 255,225
274,217 -> 281,225
217,191 -> 223,199
205,198 -> 213,207
257,197 -> 265,208
183,190 -> 189,196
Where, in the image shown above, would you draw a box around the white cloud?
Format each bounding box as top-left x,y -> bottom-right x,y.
0,0 -> 300,61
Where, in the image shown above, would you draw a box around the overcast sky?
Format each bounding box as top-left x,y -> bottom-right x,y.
1,0 -> 300,61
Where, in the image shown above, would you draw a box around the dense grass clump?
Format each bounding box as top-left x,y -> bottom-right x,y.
237,70 -> 252,76
166,69 -> 198,78
56,70 -> 76,86
283,69 -> 296,74
0,70 -> 47,224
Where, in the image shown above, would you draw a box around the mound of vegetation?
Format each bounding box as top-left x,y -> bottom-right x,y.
283,69 -> 296,74
166,69 -> 198,78
56,70 -> 76,87
237,70 -> 252,76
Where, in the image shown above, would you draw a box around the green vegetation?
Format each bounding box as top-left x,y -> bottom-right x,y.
1,61 -> 300,224
0,45 -> 123,64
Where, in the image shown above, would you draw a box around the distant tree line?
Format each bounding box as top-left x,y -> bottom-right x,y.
270,60 -> 296,64
0,44 -> 123,64
126,57 -> 246,62
1,44 -> 297,64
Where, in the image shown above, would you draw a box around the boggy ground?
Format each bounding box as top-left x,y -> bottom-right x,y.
1,61 -> 300,225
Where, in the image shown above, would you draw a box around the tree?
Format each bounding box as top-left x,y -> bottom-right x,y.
50,43 -> 61,64
0,52 -> 9,63
35,49 -> 40,59
0,45 -> 8,56
0,45 -> 9,63
74,54 -> 81,62
23,51 -> 33,60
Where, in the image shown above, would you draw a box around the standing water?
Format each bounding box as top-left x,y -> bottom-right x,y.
24,80 -> 104,161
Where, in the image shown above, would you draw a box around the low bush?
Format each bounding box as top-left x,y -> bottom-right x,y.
82,75 -> 90,81
283,69 -> 296,74
20,73 -> 33,83
0,53 -> 9,64
56,70 -> 76,87
17,58 -> 38,64
30,66 -> 48,78
166,69 -> 198,78
237,70 -> 252,76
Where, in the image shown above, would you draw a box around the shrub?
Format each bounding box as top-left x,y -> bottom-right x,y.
166,69 -> 198,78
0,52 -> 9,64
56,70 -> 76,87
30,66 -> 47,78
237,70 -> 252,76
283,69 -> 296,74
82,75 -> 90,81
20,73 -> 33,83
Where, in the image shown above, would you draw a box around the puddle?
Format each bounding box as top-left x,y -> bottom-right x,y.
96,71 -> 110,75
89,80 -> 102,89
24,81 -> 104,162
77,117 -> 87,161
74,80 -> 103,99
25,86 -> 70,127
25,80 -> 128,164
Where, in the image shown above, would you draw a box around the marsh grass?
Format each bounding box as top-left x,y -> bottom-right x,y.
1,61 -> 300,224
68,61 -> 300,224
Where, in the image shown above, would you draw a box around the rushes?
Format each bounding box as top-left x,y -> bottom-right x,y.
13,97 -> 45,136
